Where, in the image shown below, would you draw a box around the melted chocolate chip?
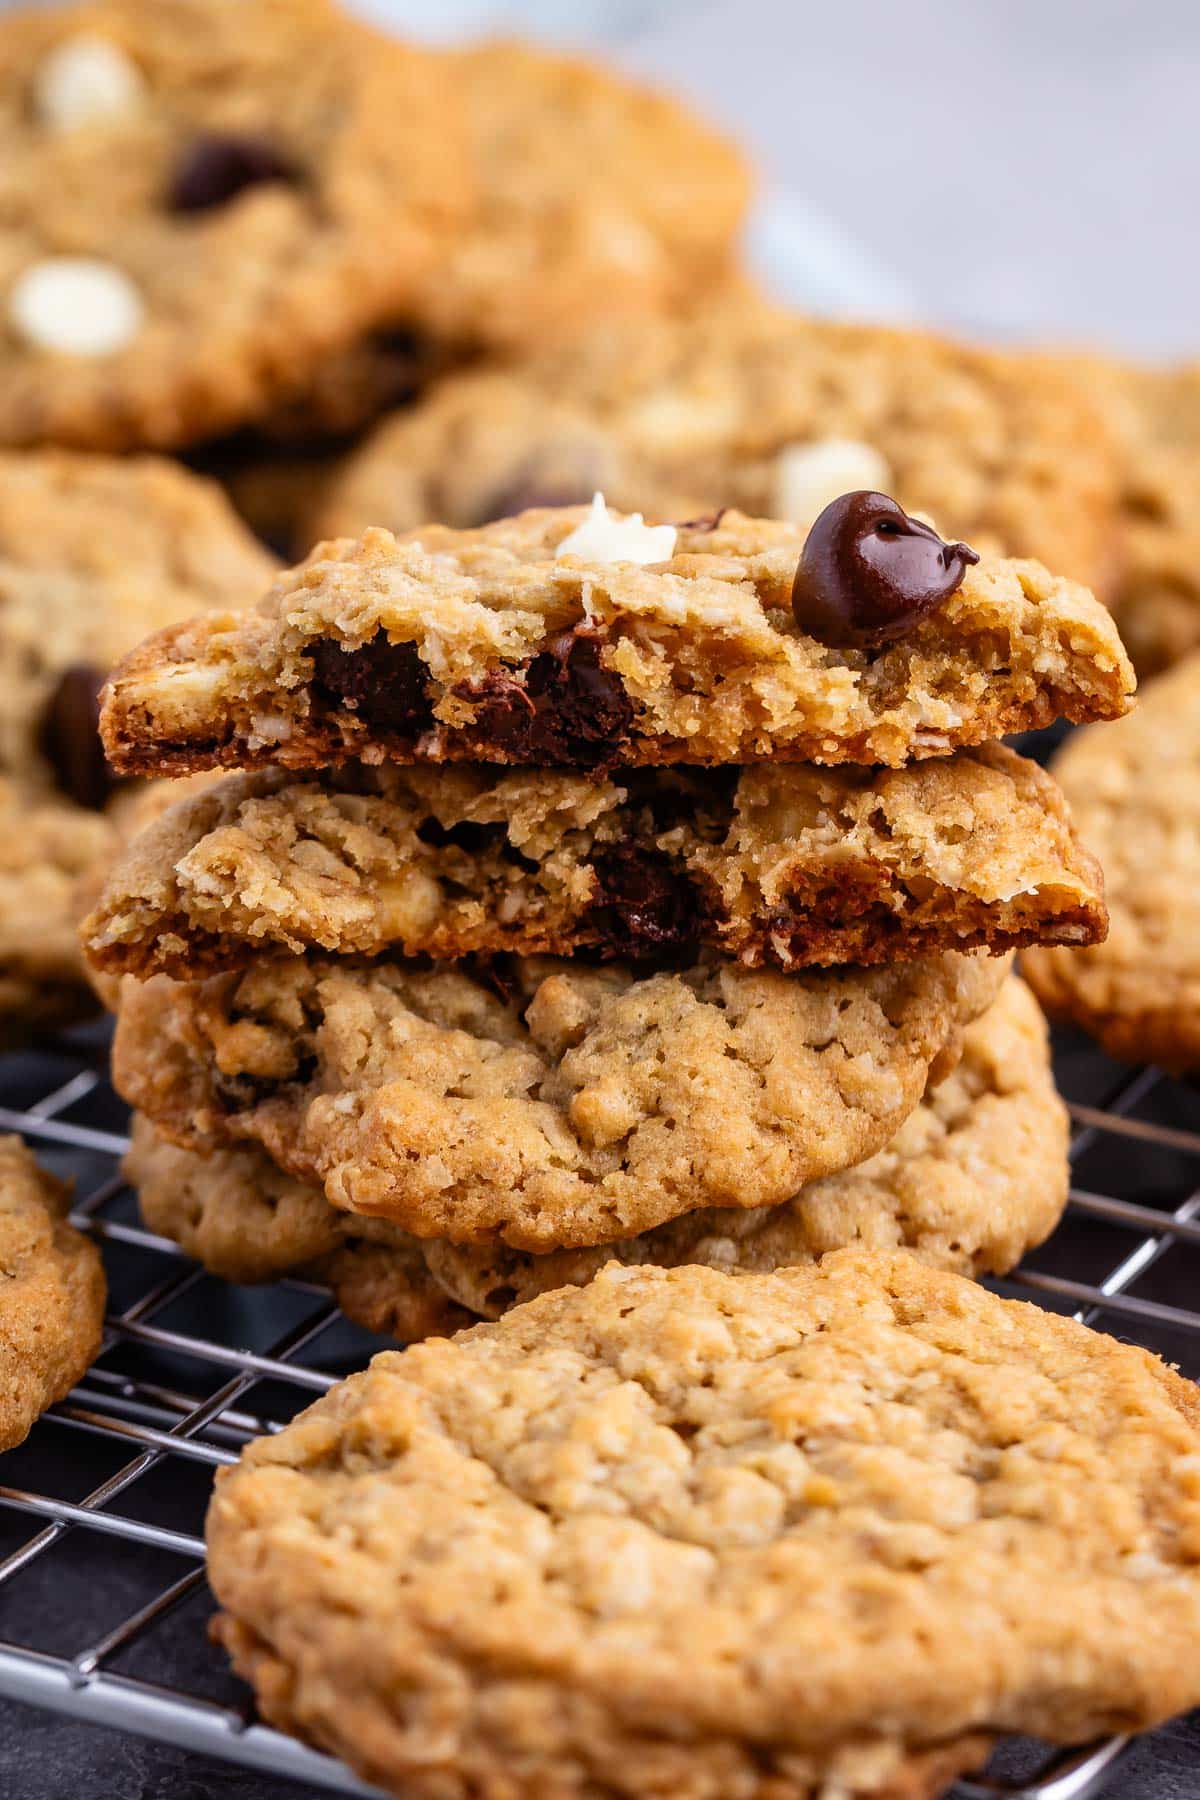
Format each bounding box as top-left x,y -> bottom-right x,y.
38,664 -> 114,810
620,768 -> 739,841
461,628 -> 634,770
310,632 -> 434,740
169,133 -> 298,213
584,843 -> 702,964
791,491 -> 980,649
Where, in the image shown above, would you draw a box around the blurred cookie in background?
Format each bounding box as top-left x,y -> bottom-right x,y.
0,777 -> 118,1041
1024,651 -> 1200,1071
194,41 -> 754,555
315,296 -> 1120,602
0,1135 -> 105,1449
0,0 -> 465,453
1080,358 -> 1200,676
0,451 -> 274,1038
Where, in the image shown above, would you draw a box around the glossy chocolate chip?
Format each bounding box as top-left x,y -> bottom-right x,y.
169,132 -> 297,213
38,664 -> 114,809
310,632 -> 434,740
462,628 -> 634,769
584,843 -> 702,963
791,491 -> 979,649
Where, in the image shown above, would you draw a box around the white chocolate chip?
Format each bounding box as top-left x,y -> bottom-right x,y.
9,259 -> 144,356
772,439 -> 891,528
34,34 -> 144,131
556,493 -> 677,566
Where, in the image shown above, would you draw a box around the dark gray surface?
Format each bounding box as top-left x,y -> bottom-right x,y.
6,947 -> 1200,1797
0,1699 -> 329,1798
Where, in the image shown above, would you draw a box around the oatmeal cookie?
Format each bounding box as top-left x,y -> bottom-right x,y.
0,450 -> 274,796
111,948 -> 1007,1252
1023,652 -> 1200,1069
0,776 -> 117,1039
1081,358 -> 1200,676
82,745 -> 1105,980
125,1116 -> 468,1342
100,507 -> 1133,778
0,1135 -> 105,1451
127,977 -> 1066,1323
206,1248 -> 1200,1800
0,0 -> 464,450
426,975 -> 1066,1313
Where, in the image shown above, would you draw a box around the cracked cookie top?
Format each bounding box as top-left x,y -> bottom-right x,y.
206,1247 -> 1200,1800
101,507 -> 1134,776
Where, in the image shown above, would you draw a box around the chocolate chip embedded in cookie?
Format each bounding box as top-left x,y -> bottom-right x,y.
0,1135 -> 105,1451
100,506 -> 1134,779
206,1248 -> 1200,1800
82,745 -> 1106,981
0,450 -> 274,793
0,0 -> 466,450
111,947 -> 1007,1252
1023,652 -> 1200,1070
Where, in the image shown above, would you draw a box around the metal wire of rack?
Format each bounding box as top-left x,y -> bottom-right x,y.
1,1019 -> 1199,1800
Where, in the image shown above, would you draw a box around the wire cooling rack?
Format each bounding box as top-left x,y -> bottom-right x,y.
1,1018 -> 1199,1800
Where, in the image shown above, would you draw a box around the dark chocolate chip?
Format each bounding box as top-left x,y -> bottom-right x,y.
674,507 -> 729,532
310,632 -> 434,740
791,491 -> 980,649
584,842 -> 702,964
169,132 -> 298,213
38,664 -> 114,810
620,768 -> 739,840
461,627 -> 634,770
477,476 -> 596,526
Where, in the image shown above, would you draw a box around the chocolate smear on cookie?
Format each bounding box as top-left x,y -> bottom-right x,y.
792,491 -> 978,649
461,627 -> 634,769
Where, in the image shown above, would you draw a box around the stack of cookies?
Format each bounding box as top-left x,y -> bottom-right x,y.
83,494 -> 1132,1336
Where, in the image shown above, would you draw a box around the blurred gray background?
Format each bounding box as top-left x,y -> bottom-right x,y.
353,0 -> 1199,360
